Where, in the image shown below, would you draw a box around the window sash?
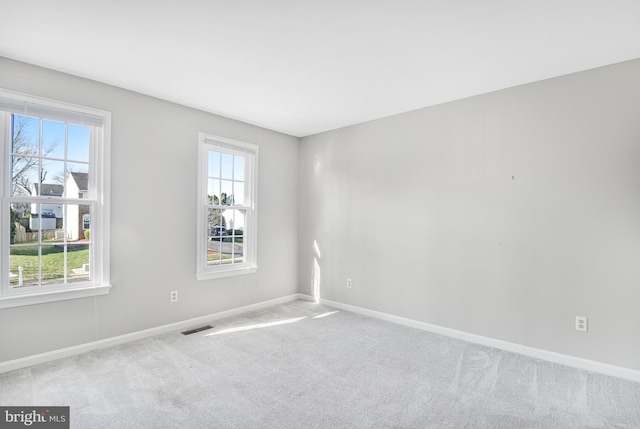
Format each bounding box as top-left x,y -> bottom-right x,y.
0,89 -> 111,308
4,203 -> 97,294
197,133 -> 258,280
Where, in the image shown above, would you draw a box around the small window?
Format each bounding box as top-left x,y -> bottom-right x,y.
196,133 -> 258,280
0,89 -> 111,308
82,214 -> 90,230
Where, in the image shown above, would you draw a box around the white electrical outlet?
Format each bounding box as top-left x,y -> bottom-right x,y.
170,291 -> 178,303
575,316 -> 588,332
346,278 -> 352,288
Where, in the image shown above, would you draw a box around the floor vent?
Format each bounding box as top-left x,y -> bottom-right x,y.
181,325 -> 213,335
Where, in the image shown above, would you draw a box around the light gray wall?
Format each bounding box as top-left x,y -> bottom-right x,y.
3,56 -> 640,372
299,59 -> 640,370
0,57 -> 299,362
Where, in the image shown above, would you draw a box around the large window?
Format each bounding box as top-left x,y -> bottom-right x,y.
0,89 -> 111,308
197,133 -> 257,280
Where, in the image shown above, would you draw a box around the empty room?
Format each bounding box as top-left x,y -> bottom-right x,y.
1,1 -> 640,428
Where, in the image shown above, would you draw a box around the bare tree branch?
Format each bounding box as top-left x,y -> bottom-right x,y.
10,115 -> 60,196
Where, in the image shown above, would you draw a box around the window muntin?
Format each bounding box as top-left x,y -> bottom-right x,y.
1,89 -> 110,308
197,133 -> 257,280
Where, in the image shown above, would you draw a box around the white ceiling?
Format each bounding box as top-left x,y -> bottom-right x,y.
1,1 -> 640,137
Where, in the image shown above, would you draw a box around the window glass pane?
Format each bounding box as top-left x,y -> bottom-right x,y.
228,210 -> 245,264
67,243 -> 90,283
26,202 -> 64,242
42,119 -> 65,159
9,203 -> 23,245
231,237 -> 244,264
41,159 -> 65,191
207,239 -> 222,266
233,156 -> 244,181
11,115 -> 39,156
208,208 -> 224,231
11,156 -> 39,196
234,182 -> 245,205
10,202 -> 29,222
11,115 -> 40,197
42,203 -> 62,235
40,245 -> 65,285
9,203 -> 37,244
10,246 -> 40,288
66,204 -> 91,241
225,209 -> 245,233
207,207 -> 223,266
221,153 -> 233,179
30,203 -> 56,234
208,150 -> 220,178
221,180 -> 233,205
67,124 -> 90,162
225,209 -> 245,264
66,167 -> 89,198
207,178 -> 220,204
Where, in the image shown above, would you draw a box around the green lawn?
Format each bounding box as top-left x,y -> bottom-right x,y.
10,245 -> 89,285
207,250 -> 244,265
207,253 -> 244,265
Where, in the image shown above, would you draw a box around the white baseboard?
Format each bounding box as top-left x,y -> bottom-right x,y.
320,298 -> 640,383
5,293 -> 638,383
0,294 -> 303,374
296,293 -> 316,302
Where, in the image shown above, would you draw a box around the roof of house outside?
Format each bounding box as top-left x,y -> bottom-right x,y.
33,183 -> 64,196
69,172 -> 88,191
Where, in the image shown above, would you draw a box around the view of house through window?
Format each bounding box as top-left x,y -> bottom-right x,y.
207,149 -> 246,266
8,114 -> 93,287
197,133 -> 257,280
2,90 -> 110,308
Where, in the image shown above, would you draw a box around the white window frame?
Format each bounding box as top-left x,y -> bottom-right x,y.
0,89 -> 111,309
196,133 -> 258,280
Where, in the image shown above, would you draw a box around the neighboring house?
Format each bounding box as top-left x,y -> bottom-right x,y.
30,183 -> 63,231
66,172 -> 90,241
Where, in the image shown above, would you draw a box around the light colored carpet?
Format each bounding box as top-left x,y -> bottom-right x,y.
1,300 -> 639,428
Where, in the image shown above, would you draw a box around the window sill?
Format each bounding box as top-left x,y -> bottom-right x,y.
0,284 -> 112,309
196,266 -> 258,281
